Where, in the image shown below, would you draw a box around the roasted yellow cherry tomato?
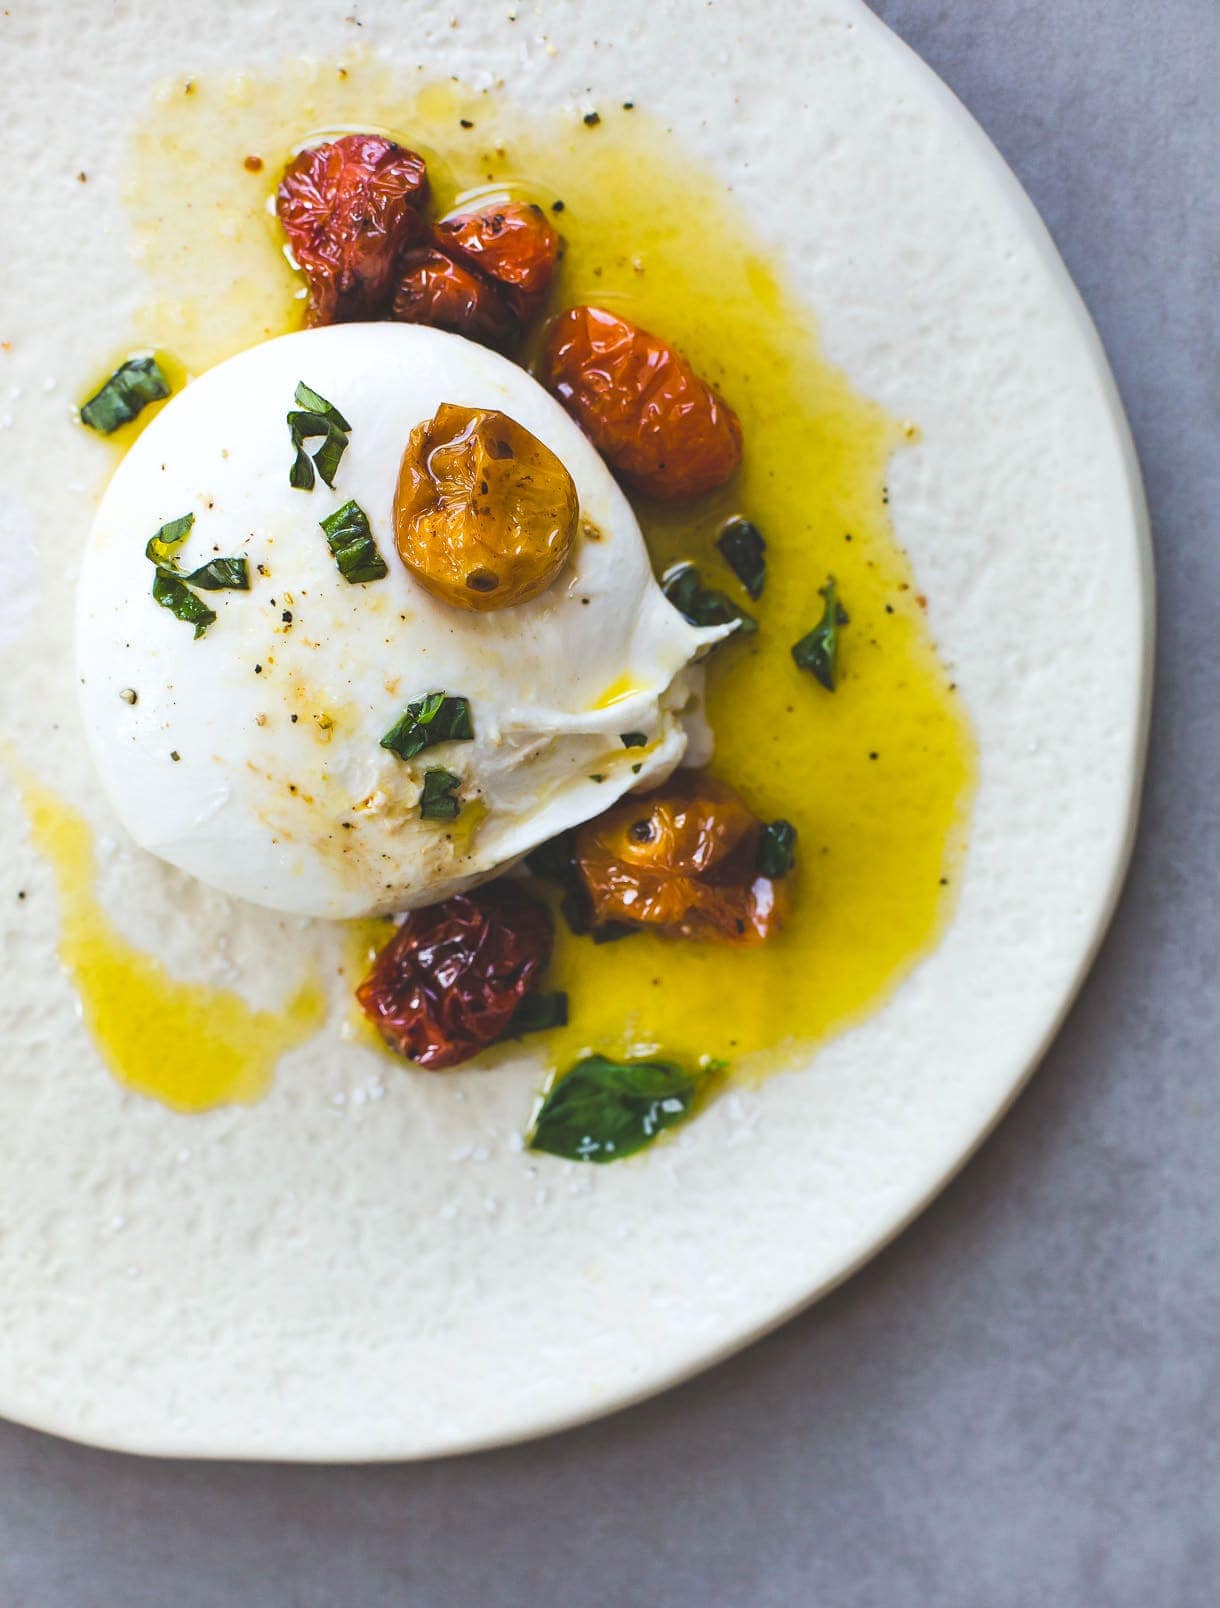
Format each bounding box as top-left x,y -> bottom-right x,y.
394,403 -> 579,611
573,773 -> 788,944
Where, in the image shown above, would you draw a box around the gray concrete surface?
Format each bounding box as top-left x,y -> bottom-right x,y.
1,1 -> 1217,1602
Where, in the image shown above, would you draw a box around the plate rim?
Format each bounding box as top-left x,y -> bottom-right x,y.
3,0 -> 1154,1463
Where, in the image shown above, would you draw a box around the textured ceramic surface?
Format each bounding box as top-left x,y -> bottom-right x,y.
0,0 -> 1149,1459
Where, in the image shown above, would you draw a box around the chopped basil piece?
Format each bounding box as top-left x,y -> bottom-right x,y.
507,990 -> 569,1037
620,731 -> 647,748
319,499 -> 388,584
144,512 -> 196,568
380,693 -> 474,762
715,517 -> 766,600
185,556 -> 250,591
662,564 -> 757,634
294,382 -> 350,431
792,578 -> 849,690
419,767 -> 461,820
756,819 -> 798,878
287,381 -> 351,490
525,830 -> 638,943
151,569 -> 216,639
79,356 -> 170,434
528,1054 -> 704,1163
144,512 -> 246,635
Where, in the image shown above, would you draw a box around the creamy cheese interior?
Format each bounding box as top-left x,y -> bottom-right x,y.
76,324 -> 721,918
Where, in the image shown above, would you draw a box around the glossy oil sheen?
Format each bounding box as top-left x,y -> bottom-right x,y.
18,776 -> 326,1110
103,55 -> 975,1082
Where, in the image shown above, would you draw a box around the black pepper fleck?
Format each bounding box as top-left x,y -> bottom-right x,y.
254,664 -> 263,674
460,118 -> 474,128
170,750 -> 181,762
551,199 -> 565,213
583,111 -> 601,126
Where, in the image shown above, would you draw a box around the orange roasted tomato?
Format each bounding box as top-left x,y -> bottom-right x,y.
573,774 -> 788,944
394,402 -> 579,610
541,305 -> 743,502
391,245 -> 521,353
357,883 -> 554,1070
434,200 -> 560,321
276,134 -> 429,325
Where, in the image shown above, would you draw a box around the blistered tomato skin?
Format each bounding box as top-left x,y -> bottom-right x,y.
541,306 -> 744,501
391,246 -> 521,352
574,774 -> 787,944
276,135 -> 429,325
434,201 -> 560,320
395,403 -> 579,611
356,883 -> 554,1070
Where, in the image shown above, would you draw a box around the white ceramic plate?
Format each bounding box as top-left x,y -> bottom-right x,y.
0,0 -> 1150,1459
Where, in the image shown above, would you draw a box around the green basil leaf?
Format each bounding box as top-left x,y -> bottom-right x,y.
151,568 -> 217,639
662,564 -> 757,634
185,556 -> 250,591
79,357 -> 170,435
144,512 -> 196,568
619,731 -> 648,748
294,382 -> 351,430
419,767 -> 462,820
310,423 -> 348,489
528,1054 -> 703,1163
715,517 -> 766,600
289,443 -> 316,491
380,694 -> 474,762
792,578 -> 849,690
319,499 -> 388,584
756,818 -> 798,878
507,990 -> 569,1037
286,410 -> 349,489
287,382 -> 351,490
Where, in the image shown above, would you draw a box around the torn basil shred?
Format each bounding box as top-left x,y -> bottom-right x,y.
79,356 -> 170,434
144,513 -> 196,568
792,578 -> 849,690
381,693 -> 474,762
319,499 -> 388,584
619,731 -> 647,748
144,512 -> 248,637
419,767 -> 462,820
715,517 -> 766,600
184,556 -> 250,591
756,819 -> 798,878
287,381 -> 351,490
528,1054 -> 705,1163
662,563 -> 757,634
151,569 -> 216,639
507,991 -> 569,1037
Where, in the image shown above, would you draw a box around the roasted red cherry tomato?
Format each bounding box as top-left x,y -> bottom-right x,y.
573,774 -> 786,944
356,882 -> 553,1069
391,246 -> 520,352
434,201 -> 560,321
541,305 -> 743,501
276,134 -> 429,325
